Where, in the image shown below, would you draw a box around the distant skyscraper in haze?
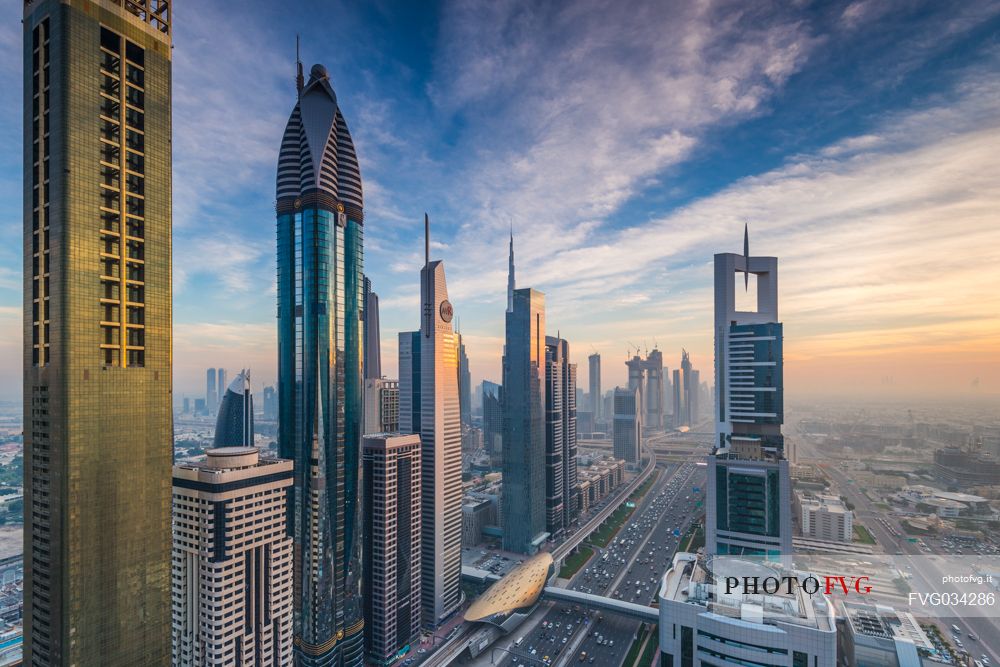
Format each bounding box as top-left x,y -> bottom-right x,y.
172,448 -> 294,666
502,287 -> 548,553
363,275 -> 382,380
457,331 -> 472,429
613,386 -> 641,463
263,384 -> 278,421
706,228 -> 791,557
276,60 -> 365,665
362,434 -> 422,664
545,336 -> 579,535
398,216 -> 462,627
214,369 -> 254,447
672,350 -> 699,428
207,367 -> 218,413
23,2 -> 173,662
625,348 -> 666,430
482,381 -> 503,468
588,352 -> 601,421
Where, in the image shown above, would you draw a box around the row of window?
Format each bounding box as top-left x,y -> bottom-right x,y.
30,19 -> 51,367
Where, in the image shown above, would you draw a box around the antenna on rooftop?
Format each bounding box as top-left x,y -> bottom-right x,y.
296,35 -> 304,95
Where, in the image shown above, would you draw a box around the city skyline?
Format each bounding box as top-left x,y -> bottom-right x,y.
3,1 -> 1000,403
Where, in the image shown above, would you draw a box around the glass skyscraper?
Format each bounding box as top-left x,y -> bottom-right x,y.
276,62 -> 365,666
23,0 -> 173,663
706,233 -> 792,558
502,288 -> 548,554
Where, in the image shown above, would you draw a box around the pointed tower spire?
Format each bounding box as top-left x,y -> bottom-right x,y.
295,35 -> 304,95
506,223 -> 516,313
743,222 -> 750,291
424,212 -> 430,268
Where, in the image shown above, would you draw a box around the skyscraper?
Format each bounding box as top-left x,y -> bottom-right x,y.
217,367 -> 227,408
23,1 -> 173,662
207,367 -> 218,413
671,350 -> 699,428
214,368 -> 254,447
276,61 -> 365,665
263,384 -> 278,421
545,336 -> 579,535
588,352 -> 601,422
506,229 -> 516,313
502,288 -> 548,553
397,216 -> 463,628
613,386 -> 641,464
363,377 -> 399,434
457,331 -> 472,429
362,434 -> 422,664
482,380 -> 503,469
644,348 -> 664,429
706,229 -> 791,558
363,275 -> 382,380
172,448 -> 294,666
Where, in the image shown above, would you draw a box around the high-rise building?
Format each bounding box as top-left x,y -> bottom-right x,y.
262,384 -> 278,421
172,448 -> 294,667
362,434 -> 422,664
457,331 -> 472,429
23,2 -> 173,662
644,348 -> 664,429
482,380 -> 503,468
706,228 -> 791,558
216,368 -> 227,408
214,368 -> 254,447
275,61 -> 365,665
397,216 -> 462,628
502,288 -> 548,554
182,397 -> 190,414
545,336 -> 578,536
613,386 -> 641,464
364,377 -> 399,434
207,367 -> 218,413
671,349 -> 699,428
588,352 -> 601,421
363,275 -> 382,380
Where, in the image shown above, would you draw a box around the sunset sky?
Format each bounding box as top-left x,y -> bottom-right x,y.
1,0 -> 999,404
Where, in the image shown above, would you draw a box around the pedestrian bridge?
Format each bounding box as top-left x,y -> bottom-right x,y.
540,586 -> 659,622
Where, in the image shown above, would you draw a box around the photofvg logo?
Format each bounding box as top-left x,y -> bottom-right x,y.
723,574 -> 872,596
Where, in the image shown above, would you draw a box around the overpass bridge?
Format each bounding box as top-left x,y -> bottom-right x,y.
540,586 -> 658,622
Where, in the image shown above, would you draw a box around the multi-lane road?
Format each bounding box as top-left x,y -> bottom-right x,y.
474,433 -> 708,667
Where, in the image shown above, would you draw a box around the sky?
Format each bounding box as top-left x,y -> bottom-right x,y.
2,0 -> 1000,405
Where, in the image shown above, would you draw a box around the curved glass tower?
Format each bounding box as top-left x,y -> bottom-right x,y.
276,63 -> 365,667
213,369 -> 254,447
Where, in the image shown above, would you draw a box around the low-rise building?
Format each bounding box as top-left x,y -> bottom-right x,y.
799,494 -> 854,543
837,601 -> 935,667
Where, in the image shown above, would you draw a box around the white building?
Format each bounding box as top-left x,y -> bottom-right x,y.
398,216 -> 463,627
172,448 -> 294,667
364,377 -> 400,434
658,553 -> 837,667
800,494 -> 854,543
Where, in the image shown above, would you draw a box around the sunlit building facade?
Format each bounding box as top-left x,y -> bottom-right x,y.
23,0 -> 173,662
276,62 -> 365,665
214,368 -> 254,447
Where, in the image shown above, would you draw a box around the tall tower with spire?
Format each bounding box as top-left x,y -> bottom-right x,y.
507,228 -> 516,313
276,60 -> 365,666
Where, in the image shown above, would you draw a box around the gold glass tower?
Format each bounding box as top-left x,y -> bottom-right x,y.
23,1 -> 172,664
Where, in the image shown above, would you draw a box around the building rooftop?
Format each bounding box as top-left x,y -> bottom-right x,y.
659,553 -> 836,633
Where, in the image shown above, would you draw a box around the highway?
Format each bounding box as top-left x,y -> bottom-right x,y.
795,428 -> 1000,667
472,431 -> 708,667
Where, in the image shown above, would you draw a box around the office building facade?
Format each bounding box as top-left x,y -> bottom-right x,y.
672,350 -> 699,428
588,352 -> 601,422
363,275 -> 382,380
172,448 -> 294,667
545,336 -> 578,535
458,332 -> 472,429
207,367 -> 218,413
276,62 -> 365,665
706,231 -> 791,557
502,288 -> 548,553
362,434 -> 422,665
23,1 -> 173,662
613,386 -> 642,464
364,377 -> 399,435
397,218 -> 462,627
482,381 -> 503,468
214,368 -> 254,447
